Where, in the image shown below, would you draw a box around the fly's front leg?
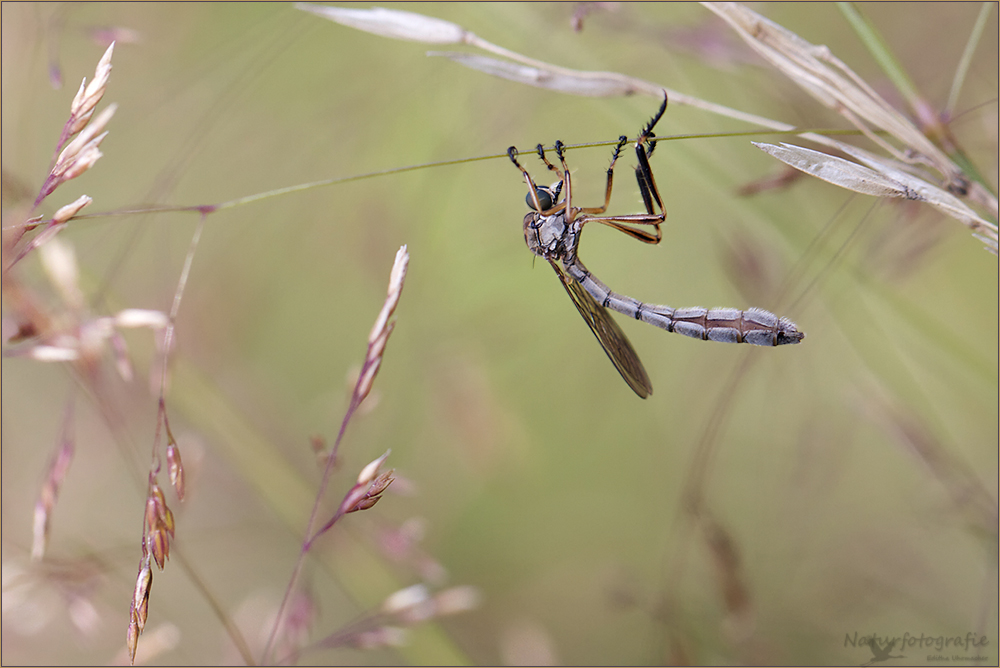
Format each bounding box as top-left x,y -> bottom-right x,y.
634,146 -> 664,218
638,91 -> 668,149
577,135 -> 629,216
508,146 -> 546,212
554,140 -> 576,226
536,143 -> 563,180
635,91 -> 667,216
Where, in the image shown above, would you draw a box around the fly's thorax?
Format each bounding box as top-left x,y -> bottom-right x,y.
523,210 -> 571,260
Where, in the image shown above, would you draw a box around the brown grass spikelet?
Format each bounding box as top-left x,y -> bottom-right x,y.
339,450 -> 395,516
144,482 -> 175,569
146,528 -> 170,571
349,471 -> 395,512
127,557 -> 153,663
132,559 -> 153,632
126,619 -> 139,664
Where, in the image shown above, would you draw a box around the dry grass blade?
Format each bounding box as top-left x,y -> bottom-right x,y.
703,3 -> 955,178
754,140 -> 999,254
427,52 -> 636,97
753,142 -> 915,199
295,4 -> 469,44
297,1 -> 798,126
704,2 -> 998,250
836,143 -> 1000,253
297,3 -> 654,97
302,0 -> 997,253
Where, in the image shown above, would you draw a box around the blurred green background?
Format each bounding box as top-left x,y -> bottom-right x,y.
2,3 -> 997,665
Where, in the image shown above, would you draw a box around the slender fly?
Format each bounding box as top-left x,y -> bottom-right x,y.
508,92 -> 803,398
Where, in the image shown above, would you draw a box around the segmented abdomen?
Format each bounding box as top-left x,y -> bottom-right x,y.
564,259 -> 804,346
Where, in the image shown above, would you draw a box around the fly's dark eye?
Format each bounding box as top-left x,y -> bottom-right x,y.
528,188 -> 553,211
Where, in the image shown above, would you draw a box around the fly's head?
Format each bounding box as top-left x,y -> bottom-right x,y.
525,180 -> 563,213
523,177 -> 570,261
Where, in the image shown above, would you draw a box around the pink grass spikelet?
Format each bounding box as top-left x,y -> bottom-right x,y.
67,42 -> 114,135
433,585 -> 482,616
30,426 -> 75,561
52,195 -> 93,225
382,583 -> 431,616
59,144 -> 104,183
357,449 -> 391,485
165,443 -> 185,501
38,237 -> 83,311
353,245 -> 409,407
110,330 -> 134,381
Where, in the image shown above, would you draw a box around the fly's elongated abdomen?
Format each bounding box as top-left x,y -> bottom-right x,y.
563,258 -> 804,346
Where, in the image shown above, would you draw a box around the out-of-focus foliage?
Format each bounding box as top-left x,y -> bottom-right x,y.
2,3 -> 996,665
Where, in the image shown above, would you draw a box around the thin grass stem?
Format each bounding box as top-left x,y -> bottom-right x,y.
946,2 -> 994,117
837,3 -> 921,113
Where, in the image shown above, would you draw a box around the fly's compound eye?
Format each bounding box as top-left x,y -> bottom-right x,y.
528,187 -> 554,212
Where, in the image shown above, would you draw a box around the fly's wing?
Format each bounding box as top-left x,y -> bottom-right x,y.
550,261 -> 653,398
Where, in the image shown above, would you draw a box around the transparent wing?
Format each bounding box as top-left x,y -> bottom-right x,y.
550,261 -> 653,399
